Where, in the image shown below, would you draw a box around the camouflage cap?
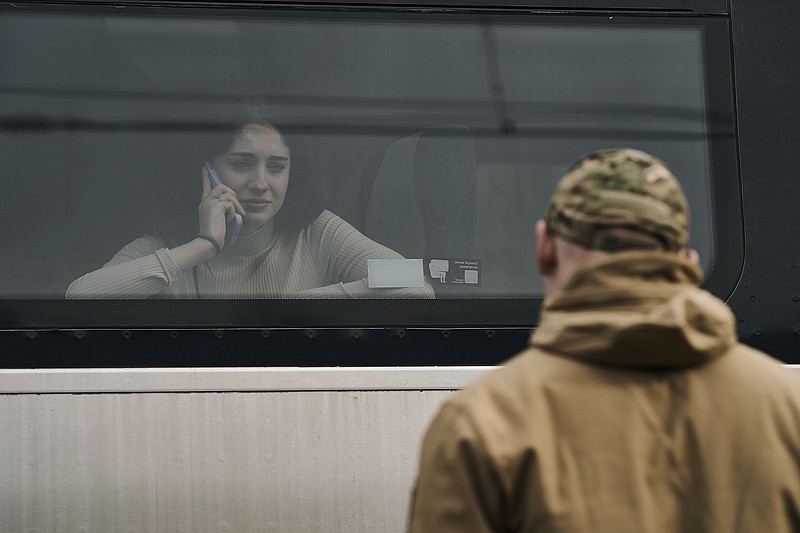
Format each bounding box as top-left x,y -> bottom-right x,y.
544,148 -> 689,252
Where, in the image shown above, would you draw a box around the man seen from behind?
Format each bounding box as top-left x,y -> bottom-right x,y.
408,148 -> 800,533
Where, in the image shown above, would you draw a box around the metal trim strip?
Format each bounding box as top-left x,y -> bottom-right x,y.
0,366 -> 495,393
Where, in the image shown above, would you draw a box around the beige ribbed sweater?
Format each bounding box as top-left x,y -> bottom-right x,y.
67,210 -> 433,299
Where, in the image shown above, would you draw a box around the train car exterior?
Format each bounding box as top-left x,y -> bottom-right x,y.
1,0 -> 799,530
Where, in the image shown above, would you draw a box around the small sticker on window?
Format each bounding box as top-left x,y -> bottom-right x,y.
426,258 -> 480,286
367,259 -> 425,288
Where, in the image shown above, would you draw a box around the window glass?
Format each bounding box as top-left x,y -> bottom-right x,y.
0,7 -> 739,326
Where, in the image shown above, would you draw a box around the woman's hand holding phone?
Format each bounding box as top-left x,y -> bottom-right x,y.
167,164 -> 247,273
198,164 -> 246,252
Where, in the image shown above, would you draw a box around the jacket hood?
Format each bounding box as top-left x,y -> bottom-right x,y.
531,251 -> 736,369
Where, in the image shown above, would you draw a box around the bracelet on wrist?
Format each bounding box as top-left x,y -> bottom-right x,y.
196,234 -> 221,255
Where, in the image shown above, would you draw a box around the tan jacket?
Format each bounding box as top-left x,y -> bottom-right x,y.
409,252 -> 800,533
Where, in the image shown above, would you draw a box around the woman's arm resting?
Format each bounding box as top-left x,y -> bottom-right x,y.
311,211 -> 435,298
65,236 -> 217,298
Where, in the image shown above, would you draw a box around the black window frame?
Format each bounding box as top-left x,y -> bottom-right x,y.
0,0 -> 743,367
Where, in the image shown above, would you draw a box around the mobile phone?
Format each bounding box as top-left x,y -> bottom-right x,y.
204,162 -> 242,246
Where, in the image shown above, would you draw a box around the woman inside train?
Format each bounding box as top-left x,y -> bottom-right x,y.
66,107 -> 434,299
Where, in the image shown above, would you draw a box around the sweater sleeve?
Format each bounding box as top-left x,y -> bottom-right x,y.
65,235 -> 183,298
298,211 -> 435,298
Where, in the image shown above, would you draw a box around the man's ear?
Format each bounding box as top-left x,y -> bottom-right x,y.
536,220 -> 557,276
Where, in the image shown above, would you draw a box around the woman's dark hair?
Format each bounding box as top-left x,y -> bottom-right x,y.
153,102 -> 324,242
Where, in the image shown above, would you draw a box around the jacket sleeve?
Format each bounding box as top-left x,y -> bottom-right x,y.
65,235 -> 182,298
408,402 -> 506,533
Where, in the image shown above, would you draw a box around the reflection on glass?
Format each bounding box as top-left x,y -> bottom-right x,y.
0,10 -> 721,301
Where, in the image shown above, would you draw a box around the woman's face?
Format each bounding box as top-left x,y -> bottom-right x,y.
212,123 -> 290,234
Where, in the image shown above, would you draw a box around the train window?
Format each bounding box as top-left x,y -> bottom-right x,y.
0,4 -> 740,334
